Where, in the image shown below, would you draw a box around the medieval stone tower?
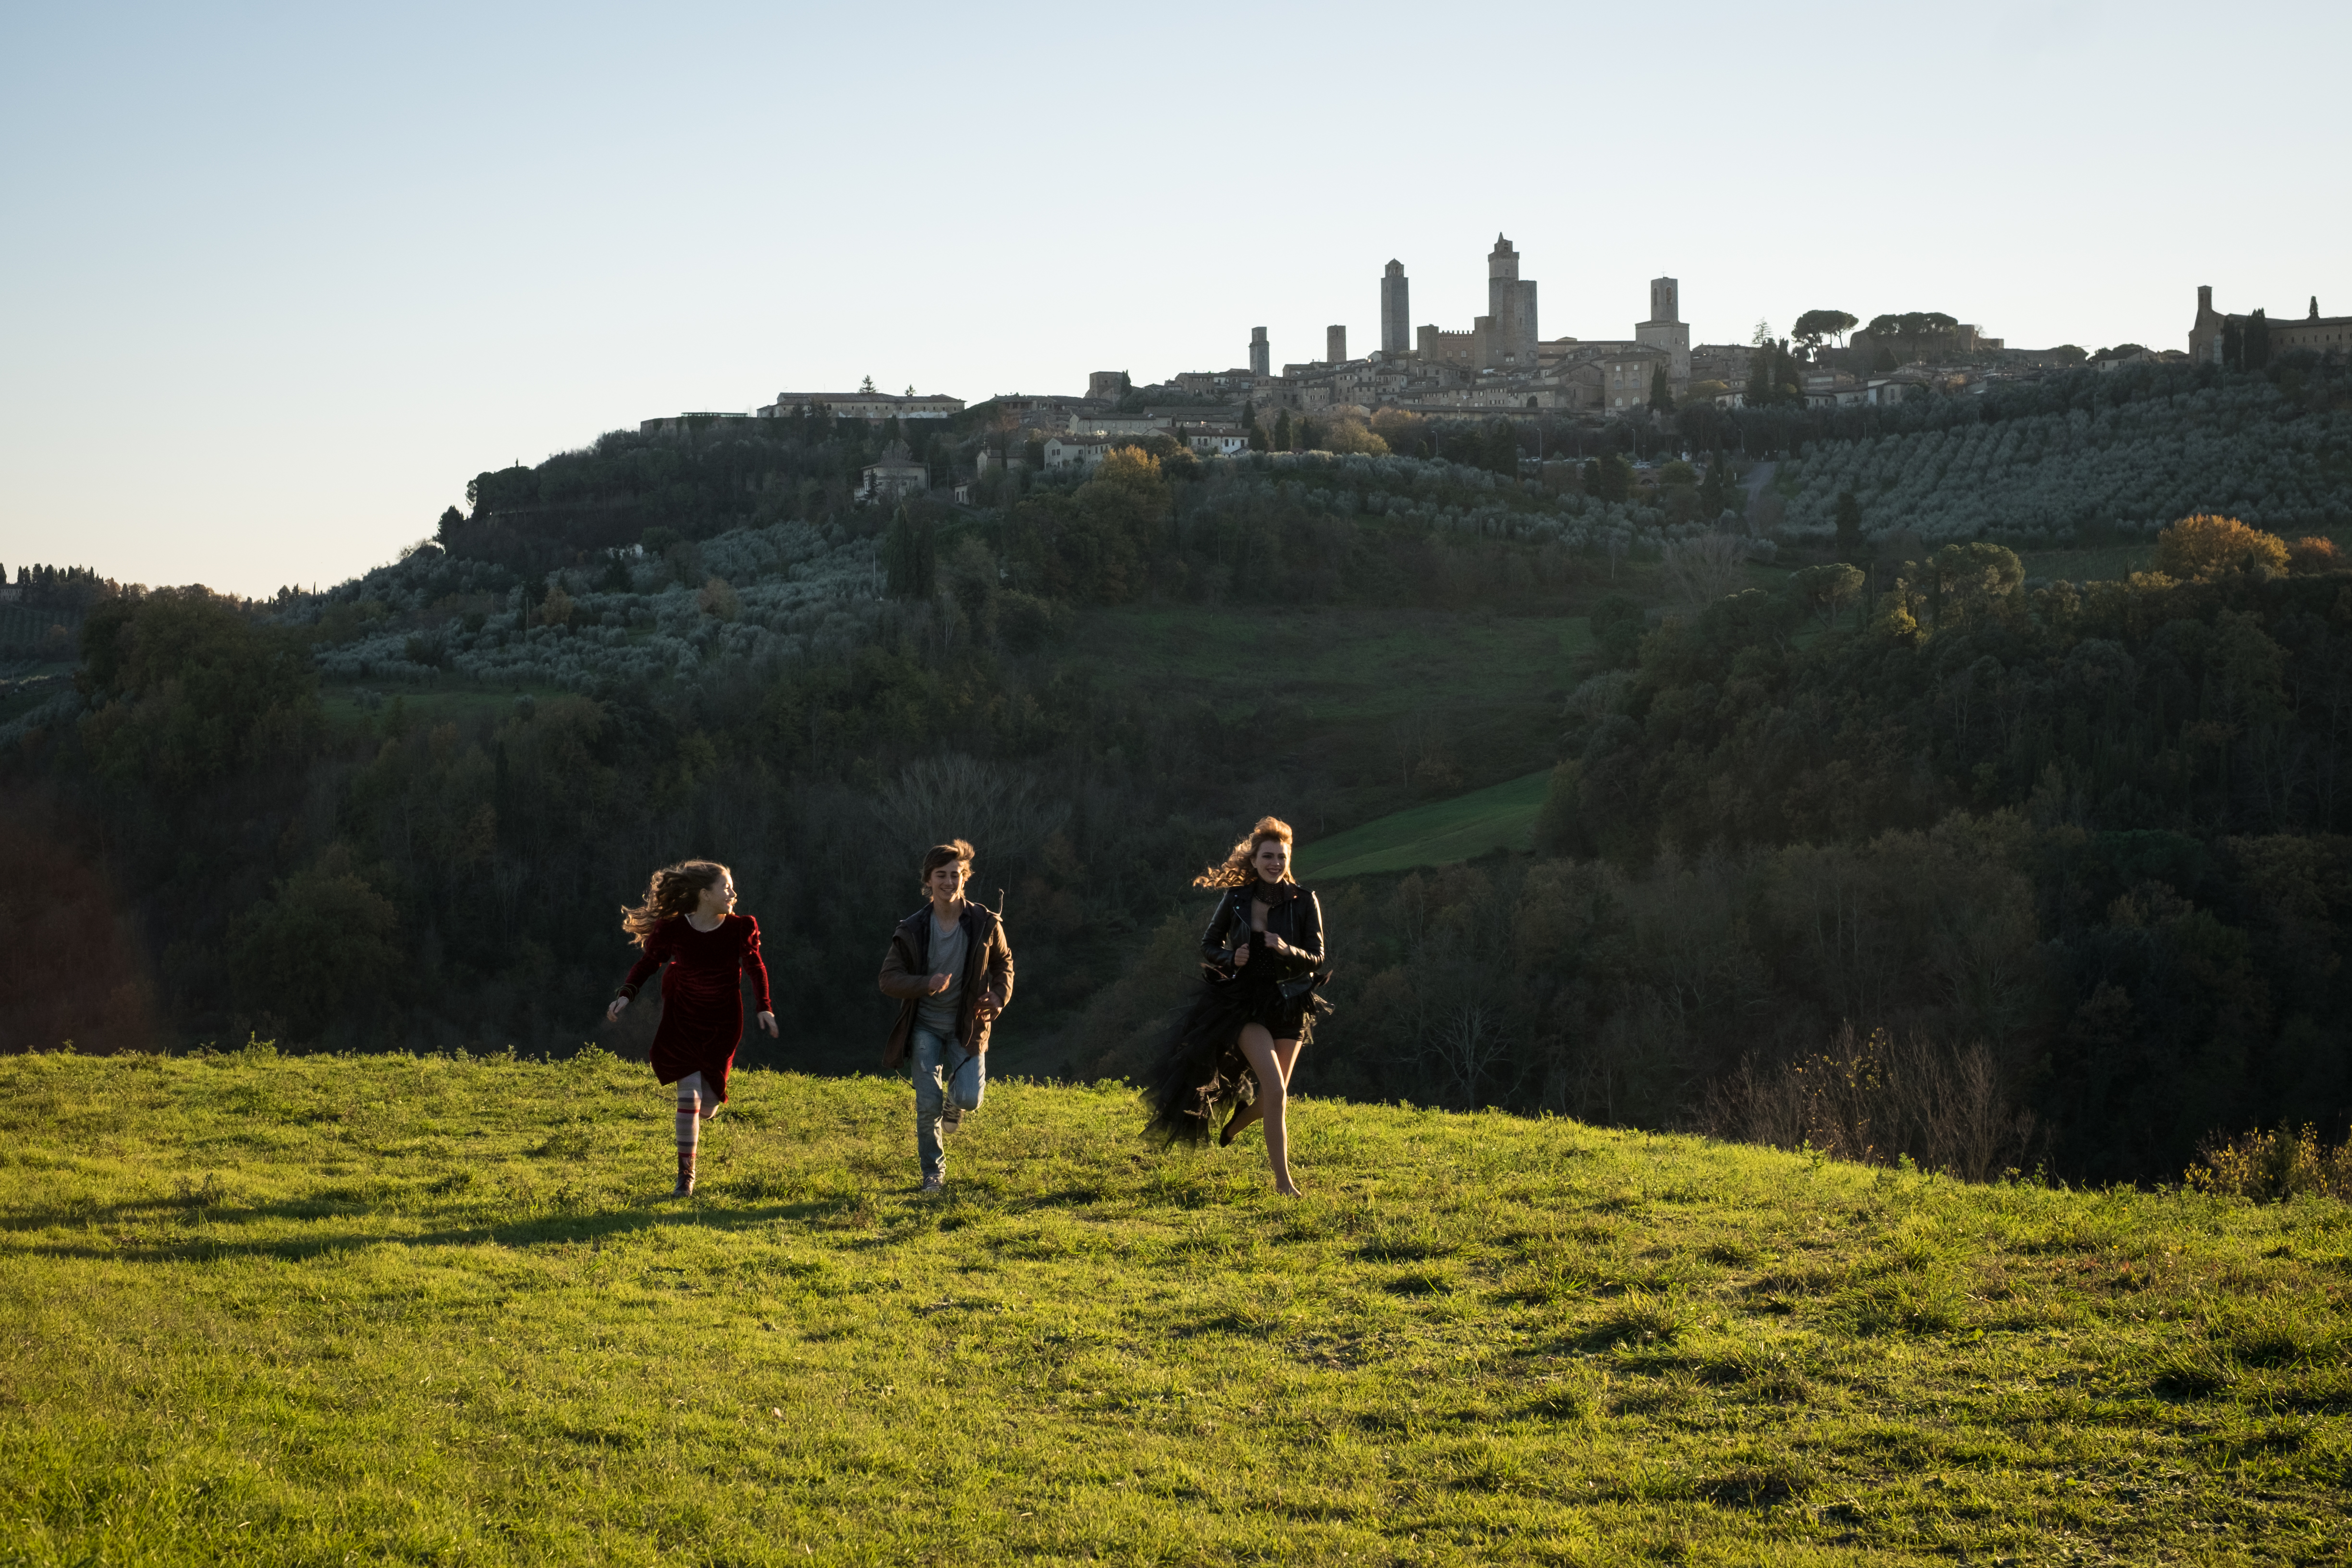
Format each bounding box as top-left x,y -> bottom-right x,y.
1327,325 -> 1347,364
1485,235 -> 1538,369
1636,276 -> 1690,388
1381,260 -> 1409,356
1250,326 -> 1270,378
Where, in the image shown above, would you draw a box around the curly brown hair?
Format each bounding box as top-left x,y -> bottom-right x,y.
1192,816 -> 1295,889
620,859 -> 731,947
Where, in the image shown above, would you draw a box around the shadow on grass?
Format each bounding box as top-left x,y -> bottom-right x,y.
0,1186 -> 959,1264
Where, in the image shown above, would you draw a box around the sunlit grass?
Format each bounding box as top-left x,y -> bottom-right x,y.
1298,770 -> 1551,880
5,1048 -> 2348,1564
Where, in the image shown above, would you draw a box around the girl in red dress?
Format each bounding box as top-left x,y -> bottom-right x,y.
607,859 -> 777,1197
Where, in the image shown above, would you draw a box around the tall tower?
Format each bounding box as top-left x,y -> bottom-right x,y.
1326,325 -> 1347,364
1250,326 -> 1270,378
1636,275 -> 1690,390
1381,260 -> 1409,355
1485,234 -> 1537,368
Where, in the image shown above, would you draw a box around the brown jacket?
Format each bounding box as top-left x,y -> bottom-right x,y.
879,901 -> 1014,1070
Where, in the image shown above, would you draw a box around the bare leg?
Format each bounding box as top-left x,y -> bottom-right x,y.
1237,1026 -> 1303,1196
1222,1037 -> 1302,1142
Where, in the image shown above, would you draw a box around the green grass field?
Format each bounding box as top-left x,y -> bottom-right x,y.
1078,604 -> 1587,838
6,1049 -> 2347,1566
1297,770 -> 1551,881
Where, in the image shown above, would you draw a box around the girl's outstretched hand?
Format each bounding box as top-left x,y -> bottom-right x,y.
606,996 -> 628,1022
758,1011 -> 778,1038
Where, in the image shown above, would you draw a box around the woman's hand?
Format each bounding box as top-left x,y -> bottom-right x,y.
1230,942 -> 1250,967
606,996 -> 629,1022
758,1010 -> 778,1038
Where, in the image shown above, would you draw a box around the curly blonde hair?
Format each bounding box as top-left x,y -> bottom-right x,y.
620,859 -> 730,946
1193,816 -> 1295,889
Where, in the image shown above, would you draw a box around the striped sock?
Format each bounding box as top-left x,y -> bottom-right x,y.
675,1072 -> 703,1157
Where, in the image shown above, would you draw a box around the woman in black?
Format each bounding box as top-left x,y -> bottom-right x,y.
1144,816 -> 1329,1196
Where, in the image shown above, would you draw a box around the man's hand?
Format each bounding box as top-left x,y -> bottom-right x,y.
974,998 -> 1000,1023
606,996 -> 629,1022
758,1010 -> 778,1038
928,972 -> 954,995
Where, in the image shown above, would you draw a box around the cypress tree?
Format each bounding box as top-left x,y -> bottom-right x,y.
882,507 -> 934,598
1699,452 -> 1728,517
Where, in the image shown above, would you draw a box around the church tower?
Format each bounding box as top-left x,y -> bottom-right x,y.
1636,275 -> 1690,390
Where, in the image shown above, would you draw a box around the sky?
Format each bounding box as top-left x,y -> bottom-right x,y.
3,1 -> 2348,599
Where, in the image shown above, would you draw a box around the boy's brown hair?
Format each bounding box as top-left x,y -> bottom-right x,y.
921,839 -> 975,881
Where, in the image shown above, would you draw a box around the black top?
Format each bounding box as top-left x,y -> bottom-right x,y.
1199,881 -> 1326,990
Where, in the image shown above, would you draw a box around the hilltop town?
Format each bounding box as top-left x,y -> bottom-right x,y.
635,234 -> 2345,501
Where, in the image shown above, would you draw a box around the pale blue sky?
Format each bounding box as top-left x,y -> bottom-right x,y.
4,1 -> 2346,597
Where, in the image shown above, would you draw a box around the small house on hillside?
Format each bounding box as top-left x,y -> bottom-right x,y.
1042,434 -> 1115,471
861,442 -> 928,502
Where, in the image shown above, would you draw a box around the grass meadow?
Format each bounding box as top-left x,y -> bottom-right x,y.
5,1047 -> 2348,1566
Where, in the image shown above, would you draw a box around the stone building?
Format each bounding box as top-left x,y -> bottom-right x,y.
1415,324 -> 1481,369
762,391 -> 963,420
1406,234 -> 1540,373
1183,425 -> 1251,456
1195,238 -> 1718,421
2191,285 -> 2352,363
1381,260 -> 1409,355
2269,299 -> 2352,356
1487,235 -> 1540,370
1042,434 -> 1116,471
860,441 -> 929,502
1635,278 -> 1690,388
1689,343 -> 1755,390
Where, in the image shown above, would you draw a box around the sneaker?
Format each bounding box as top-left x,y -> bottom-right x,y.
920,1173 -> 945,1194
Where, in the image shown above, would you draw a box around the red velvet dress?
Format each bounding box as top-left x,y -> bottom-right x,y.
617,913 -> 772,1103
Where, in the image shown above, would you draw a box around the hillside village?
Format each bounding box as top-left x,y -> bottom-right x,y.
633,239 -> 2347,502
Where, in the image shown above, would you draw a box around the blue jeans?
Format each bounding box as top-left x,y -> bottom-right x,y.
911,1026 -> 985,1179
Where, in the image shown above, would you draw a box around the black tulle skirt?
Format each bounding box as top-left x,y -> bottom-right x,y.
1141,974 -> 1329,1147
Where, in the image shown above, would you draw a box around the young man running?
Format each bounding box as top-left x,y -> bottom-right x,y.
878,839 -> 1014,1193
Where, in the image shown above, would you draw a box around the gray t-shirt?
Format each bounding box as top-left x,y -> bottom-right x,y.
915,912 -> 970,1038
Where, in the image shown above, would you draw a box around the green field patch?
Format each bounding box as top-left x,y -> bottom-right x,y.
3,1050 -> 2347,1564
1298,769 -> 1552,880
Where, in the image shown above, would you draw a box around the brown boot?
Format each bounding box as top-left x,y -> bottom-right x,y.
673,1151 -> 696,1198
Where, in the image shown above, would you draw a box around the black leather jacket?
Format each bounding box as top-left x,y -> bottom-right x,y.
1200,881 -> 1328,999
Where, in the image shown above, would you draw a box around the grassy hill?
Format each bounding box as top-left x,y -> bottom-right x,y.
1297,769 -> 1551,880
6,1049 -> 2347,1566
